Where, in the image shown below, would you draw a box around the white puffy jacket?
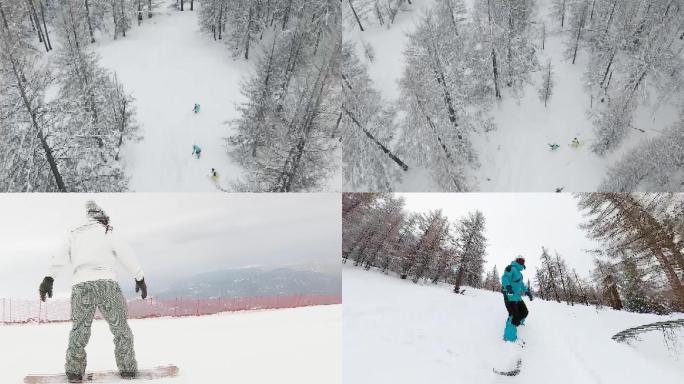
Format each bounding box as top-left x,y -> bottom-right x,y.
48,220 -> 144,285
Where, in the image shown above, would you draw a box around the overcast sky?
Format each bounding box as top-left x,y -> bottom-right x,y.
0,193 -> 340,298
396,193 -> 601,279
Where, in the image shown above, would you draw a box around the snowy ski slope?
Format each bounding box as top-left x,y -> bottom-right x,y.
0,304 -> 341,383
345,0 -> 681,192
95,2 -> 251,192
343,265 -> 684,384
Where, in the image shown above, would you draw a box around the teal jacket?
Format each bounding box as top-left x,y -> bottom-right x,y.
501,261 -> 528,302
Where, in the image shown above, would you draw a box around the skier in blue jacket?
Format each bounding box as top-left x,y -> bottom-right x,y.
501,256 -> 533,342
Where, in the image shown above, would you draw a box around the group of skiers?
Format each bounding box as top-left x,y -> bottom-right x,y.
548,137 -> 580,151
190,103 -> 220,183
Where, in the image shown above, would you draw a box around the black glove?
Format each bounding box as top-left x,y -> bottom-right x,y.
135,278 -> 147,299
505,285 -> 513,295
39,276 -> 54,302
526,291 -> 534,301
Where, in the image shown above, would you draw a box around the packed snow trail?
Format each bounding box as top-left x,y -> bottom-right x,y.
1,305 -> 341,384
343,266 -> 684,384
96,2 -> 251,191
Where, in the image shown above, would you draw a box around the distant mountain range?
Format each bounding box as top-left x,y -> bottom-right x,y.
150,266 -> 341,299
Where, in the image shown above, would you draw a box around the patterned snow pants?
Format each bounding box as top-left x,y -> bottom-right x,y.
65,280 -> 137,375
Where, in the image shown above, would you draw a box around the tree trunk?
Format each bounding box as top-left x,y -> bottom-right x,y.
138,1 -> 143,25
282,0 -> 292,30
245,6 -> 254,60
571,8 -> 585,64
348,0 -> 364,31
112,2 -> 118,39
120,0 -> 126,37
84,0 -> 96,43
487,0 -> 501,98
341,105 -> 409,171
218,5 -> 222,39
115,97 -> 127,161
26,0 -> 48,51
38,0 -> 51,50
148,0 -> 152,18
180,0 -> 184,11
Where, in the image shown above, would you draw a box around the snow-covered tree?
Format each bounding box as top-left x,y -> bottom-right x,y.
0,1 -> 64,191
227,1 -> 341,191
585,0 -> 684,155
452,211 -> 487,291
397,10 -> 489,191
538,59 -> 554,107
472,0 -> 539,98
343,0 -> 412,31
577,193 -> 684,312
599,118 -> 684,191
340,40 -> 408,191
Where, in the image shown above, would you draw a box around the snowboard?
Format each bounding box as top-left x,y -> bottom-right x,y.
493,358 -> 522,376
24,365 -> 179,383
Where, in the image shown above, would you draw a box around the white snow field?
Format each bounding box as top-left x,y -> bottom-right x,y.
0,305 -> 341,383
95,1 -> 252,192
346,0 -> 681,192
343,266 -> 684,384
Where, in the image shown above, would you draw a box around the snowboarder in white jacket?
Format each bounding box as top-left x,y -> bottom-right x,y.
38,201 -> 147,383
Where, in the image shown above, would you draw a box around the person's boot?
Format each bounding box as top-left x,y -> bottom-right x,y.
503,316 -> 517,342
66,372 -> 83,383
120,371 -> 138,380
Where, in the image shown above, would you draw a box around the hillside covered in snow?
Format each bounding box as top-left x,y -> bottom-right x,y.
0,304 -> 341,383
343,266 -> 684,384
0,0 -> 341,192
341,0 -> 684,192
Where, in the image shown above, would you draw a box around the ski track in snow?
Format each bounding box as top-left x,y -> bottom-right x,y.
345,0 -> 680,192
95,2 -> 252,192
0,305 -> 341,383
343,266 -> 684,384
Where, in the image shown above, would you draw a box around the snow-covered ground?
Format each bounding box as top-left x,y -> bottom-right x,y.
95,2 -> 251,192
0,305 -> 341,383
345,0 -> 680,192
343,266 -> 684,384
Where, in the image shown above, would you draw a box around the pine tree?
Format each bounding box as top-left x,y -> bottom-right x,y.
452,211 -> 487,292
397,10 -> 488,191
578,193 -> 684,311
340,40 -> 408,191
599,118 -> 684,191
0,1 -> 64,191
538,59 -> 554,107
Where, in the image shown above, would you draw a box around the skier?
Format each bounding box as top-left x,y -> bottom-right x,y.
38,201 -> 147,383
193,103 -> 200,114
501,256 -> 533,343
570,137 -> 580,148
192,144 -> 202,159
555,187 -> 564,193
210,168 -> 219,182
548,143 -> 560,151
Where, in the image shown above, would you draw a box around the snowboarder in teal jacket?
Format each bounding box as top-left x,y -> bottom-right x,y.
192,144 -> 202,159
502,257 -> 533,342
193,103 -> 200,114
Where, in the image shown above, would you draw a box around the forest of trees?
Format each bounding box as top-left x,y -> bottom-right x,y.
341,0 -> 684,192
342,193 -> 488,291
343,192 -> 684,315
222,0 -> 341,192
535,193 -> 684,314
576,193 -> 684,314
0,0 -> 143,192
